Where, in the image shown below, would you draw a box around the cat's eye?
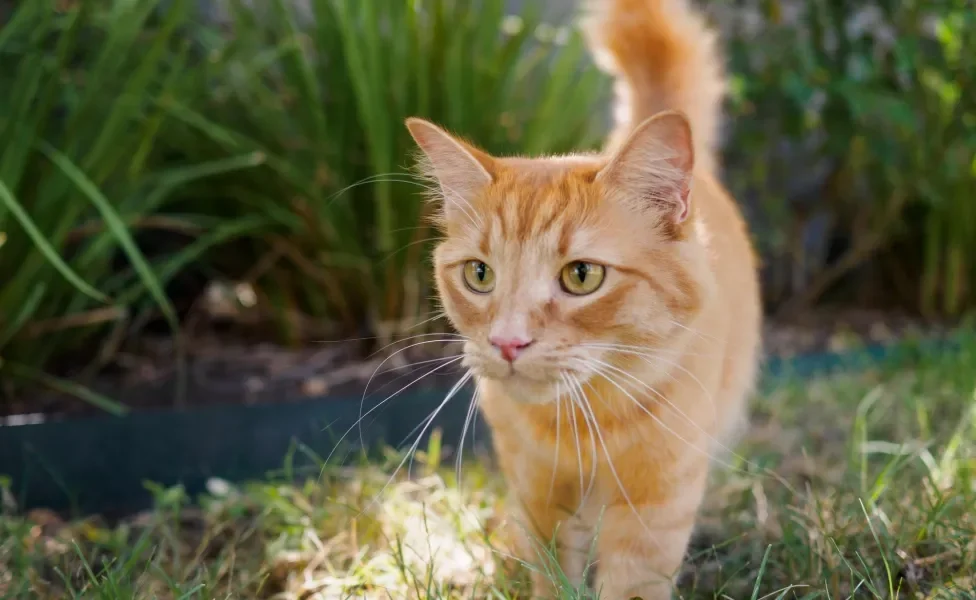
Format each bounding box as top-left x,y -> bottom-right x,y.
560,261 -> 605,295
462,260 -> 495,293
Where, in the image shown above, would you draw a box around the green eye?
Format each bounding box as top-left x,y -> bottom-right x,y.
560,261 -> 605,295
462,260 -> 495,293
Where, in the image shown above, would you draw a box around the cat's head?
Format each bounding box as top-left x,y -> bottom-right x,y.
406,112 -> 714,404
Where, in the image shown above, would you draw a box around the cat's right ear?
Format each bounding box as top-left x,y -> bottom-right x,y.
596,110 -> 695,224
405,118 -> 495,221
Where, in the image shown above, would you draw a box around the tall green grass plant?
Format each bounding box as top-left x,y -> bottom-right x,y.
0,0 -> 264,407
162,0 -> 609,346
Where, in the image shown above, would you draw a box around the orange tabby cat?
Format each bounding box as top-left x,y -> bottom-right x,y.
405,0 -> 761,597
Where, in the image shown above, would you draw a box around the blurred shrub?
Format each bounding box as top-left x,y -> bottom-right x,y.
0,0 -> 607,404
4,0 -> 974,411
0,0 -> 263,406
713,0 -> 976,317
162,0 -> 609,347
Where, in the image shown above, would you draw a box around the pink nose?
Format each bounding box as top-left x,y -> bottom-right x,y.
490,336 -> 534,362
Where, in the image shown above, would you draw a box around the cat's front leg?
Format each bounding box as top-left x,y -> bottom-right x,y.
502,493 -> 565,598
555,514 -> 596,592
504,482 -> 590,599
592,464 -> 708,600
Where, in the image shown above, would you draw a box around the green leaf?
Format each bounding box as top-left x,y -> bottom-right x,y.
0,179 -> 109,303
0,284 -> 47,350
38,143 -> 177,330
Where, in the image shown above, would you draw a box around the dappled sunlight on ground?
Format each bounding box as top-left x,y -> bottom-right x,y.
2,336 -> 975,599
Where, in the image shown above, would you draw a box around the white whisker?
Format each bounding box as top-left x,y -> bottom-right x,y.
405,370 -> 475,481
368,332 -> 469,361
579,349 -> 755,470
440,184 -> 483,228
379,237 -> 446,264
669,318 -> 720,342
548,379 -> 562,505
582,341 -> 723,358
574,358 -> 741,472
560,372 -> 598,507
565,372 -> 658,544
455,384 -> 482,491
563,372 -> 587,503
362,370 -> 475,516
315,325 -> 464,346
364,354 -> 465,402
324,354 -> 464,467
404,311 -> 448,332
415,170 -> 484,229
584,343 -> 716,401
324,174 -> 443,209
375,354 -> 460,377
470,389 -> 481,451
359,337 -> 468,447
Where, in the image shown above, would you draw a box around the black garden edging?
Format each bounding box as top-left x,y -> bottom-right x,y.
0,335 -> 960,518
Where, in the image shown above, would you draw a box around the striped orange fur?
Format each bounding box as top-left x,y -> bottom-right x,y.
406,0 -> 761,597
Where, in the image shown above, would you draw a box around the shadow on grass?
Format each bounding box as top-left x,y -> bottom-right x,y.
1,332 -> 974,598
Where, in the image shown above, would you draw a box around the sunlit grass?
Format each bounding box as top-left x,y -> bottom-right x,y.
2,335 -> 975,599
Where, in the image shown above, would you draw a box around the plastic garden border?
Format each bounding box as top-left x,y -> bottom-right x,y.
0,335 -> 960,518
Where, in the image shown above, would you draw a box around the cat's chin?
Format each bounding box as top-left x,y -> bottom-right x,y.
477,371 -> 566,405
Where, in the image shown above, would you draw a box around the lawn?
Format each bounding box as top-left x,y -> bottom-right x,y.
2,335 -> 975,599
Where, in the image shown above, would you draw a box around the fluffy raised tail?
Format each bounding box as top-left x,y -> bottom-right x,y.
582,0 -> 726,172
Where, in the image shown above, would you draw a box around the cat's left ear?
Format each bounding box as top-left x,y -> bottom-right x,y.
405,118 -> 496,222
596,110 -> 694,223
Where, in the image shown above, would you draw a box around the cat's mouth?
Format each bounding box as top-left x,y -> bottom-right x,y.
463,354 -> 563,385
471,362 -> 544,381
459,343 -> 593,394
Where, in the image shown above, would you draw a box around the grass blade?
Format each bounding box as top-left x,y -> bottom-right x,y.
38,143 -> 176,330
0,284 -> 47,350
0,179 -> 109,303
38,142 -> 186,403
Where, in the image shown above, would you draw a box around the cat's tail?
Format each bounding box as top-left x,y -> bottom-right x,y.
581,0 -> 726,172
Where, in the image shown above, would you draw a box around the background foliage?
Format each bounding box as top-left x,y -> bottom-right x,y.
715,0 -> 976,316
0,0 -> 607,404
0,0 -> 973,408
162,0 -> 608,346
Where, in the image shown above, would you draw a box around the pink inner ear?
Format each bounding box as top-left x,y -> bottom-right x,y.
674,178 -> 692,222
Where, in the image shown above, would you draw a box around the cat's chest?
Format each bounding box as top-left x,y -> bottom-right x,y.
480,395 -> 657,475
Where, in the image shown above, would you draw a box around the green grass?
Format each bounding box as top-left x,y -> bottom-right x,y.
3,334 -> 975,599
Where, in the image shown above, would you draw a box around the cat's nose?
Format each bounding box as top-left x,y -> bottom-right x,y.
489,336 -> 534,362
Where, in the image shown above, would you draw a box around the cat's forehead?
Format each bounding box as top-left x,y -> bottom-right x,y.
475,159 -> 607,248
440,156 -> 659,264
477,202 -> 602,258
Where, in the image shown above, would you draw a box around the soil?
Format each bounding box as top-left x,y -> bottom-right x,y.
0,308 -> 951,422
